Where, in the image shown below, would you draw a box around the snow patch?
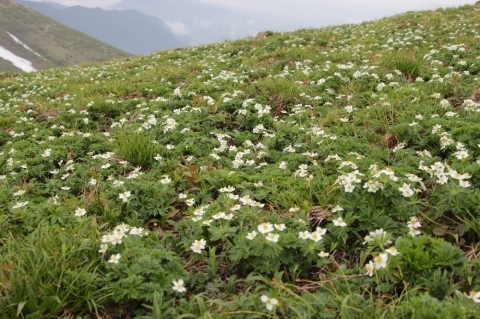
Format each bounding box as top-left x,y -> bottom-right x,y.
7,32 -> 46,61
0,46 -> 37,72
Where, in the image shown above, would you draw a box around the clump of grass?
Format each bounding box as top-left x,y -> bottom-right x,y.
114,129 -> 158,169
383,52 -> 424,80
0,221 -> 109,318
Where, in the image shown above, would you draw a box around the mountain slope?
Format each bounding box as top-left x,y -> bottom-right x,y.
0,0 -> 130,72
16,0 -> 185,55
109,0 -> 306,45
2,3 -> 480,318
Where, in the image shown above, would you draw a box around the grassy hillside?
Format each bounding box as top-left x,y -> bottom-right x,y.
1,3 -> 480,318
0,0 -> 130,72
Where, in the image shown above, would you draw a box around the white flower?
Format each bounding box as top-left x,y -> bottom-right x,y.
228,193 -> 239,200
172,279 -> 187,293
12,201 -> 28,209
314,227 -> 327,236
365,260 -> 375,277
230,204 -> 241,211
363,235 -> 372,245
459,180 -> 471,188
110,232 -> 124,245
363,180 -> 383,193
261,295 -> 279,311
385,246 -> 399,256
399,183 -> 415,197
332,217 -> 347,227
119,191 -> 131,202
437,175 -> 448,184
130,227 -> 146,235
193,207 -> 206,216
309,231 -> 324,242
186,198 -> 195,206
108,253 -> 121,264
265,233 -> 279,243
299,231 -> 310,239
13,190 -> 26,196
374,253 -> 388,269
74,207 -> 87,217
101,234 -> 113,243
331,205 -> 343,212
468,291 -> 480,303
246,231 -> 258,240
368,229 -> 392,246
454,150 -> 469,160
160,175 -> 171,184
212,212 -> 226,220
114,223 -> 130,233
274,224 -> 286,231
112,180 -> 124,187
407,217 -> 421,229
219,185 -> 235,193
343,183 -> 355,192
409,228 -> 421,236
190,239 -> 207,253
257,222 -> 274,234
318,251 -> 330,257
98,243 -> 108,254
42,148 -> 52,158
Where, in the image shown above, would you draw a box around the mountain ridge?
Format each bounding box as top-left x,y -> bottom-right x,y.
16,0 -> 186,54
0,0 -> 130,72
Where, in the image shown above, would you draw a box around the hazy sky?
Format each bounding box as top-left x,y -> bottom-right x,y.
29,0 -> 477,26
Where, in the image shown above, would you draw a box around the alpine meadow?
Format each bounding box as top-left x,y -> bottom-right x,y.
2,3 -> 480,319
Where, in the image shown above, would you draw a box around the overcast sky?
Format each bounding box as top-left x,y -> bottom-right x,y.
28,0 -> 477,26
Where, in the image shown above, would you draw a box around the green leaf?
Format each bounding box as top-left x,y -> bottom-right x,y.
433,227 -> 447,236
16,301 -> 26,317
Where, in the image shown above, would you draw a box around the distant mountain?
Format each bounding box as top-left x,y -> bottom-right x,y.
0,0 -> 130,73
42,1 -> 65,9
109,0 -> 306,46
16,0 -> 185,55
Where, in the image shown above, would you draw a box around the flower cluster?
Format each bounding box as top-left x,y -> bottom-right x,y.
99,224 -> 148,263
364,229 -> 399,277
407,217 -> 422,236
298,227 -> 327,242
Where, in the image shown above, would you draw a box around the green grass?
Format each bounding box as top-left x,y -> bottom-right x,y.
0,221 -> 109,318
1,3 -> 480,318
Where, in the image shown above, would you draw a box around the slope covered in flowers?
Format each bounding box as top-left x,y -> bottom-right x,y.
1,4 -> 480,318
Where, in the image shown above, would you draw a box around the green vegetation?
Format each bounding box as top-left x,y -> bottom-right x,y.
0,0 -> 129,72
1,3 -> 480,318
